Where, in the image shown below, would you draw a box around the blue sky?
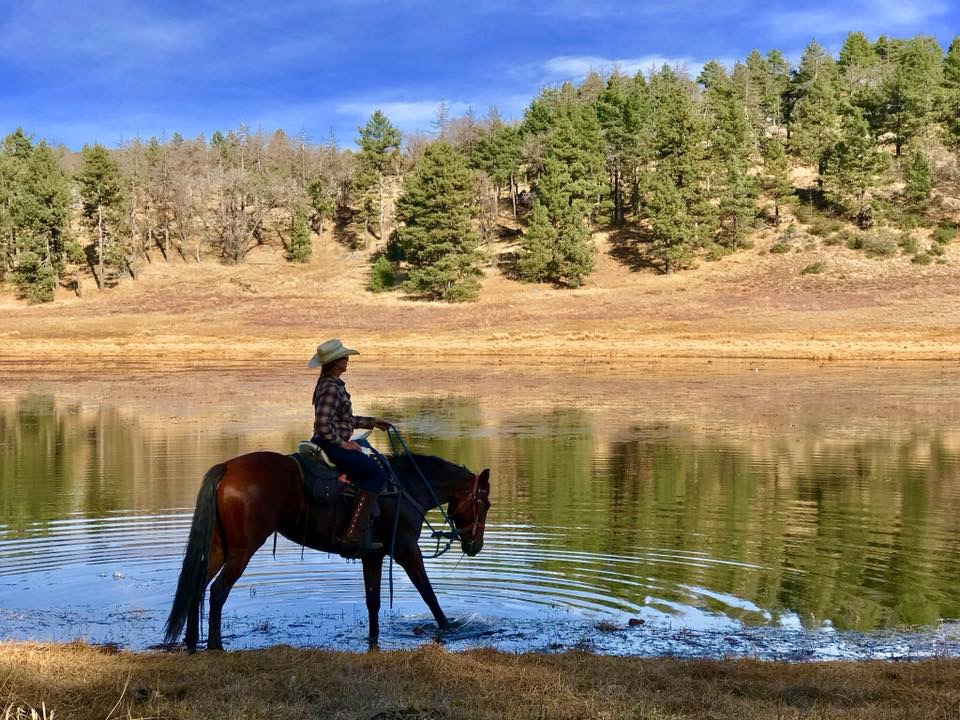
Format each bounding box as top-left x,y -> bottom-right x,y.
1,0 -> 956,150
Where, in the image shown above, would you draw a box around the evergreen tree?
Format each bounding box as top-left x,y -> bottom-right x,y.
0,130 -> 73,302
821,106 -> 888,227
77,144 -> 129,289
286,208 -> 311,262
762,50 -> 792,129
789,41 -> 840,166
352,111 -> 401,244
943,36 -> 960,145
903,148 -> 933,213
880,36 -> 943,156
517,101 -> 604,287
649,66 -> 713,246
12,142 -> 73,302
645,172 -> 694,272
597,72 -> 645,226
761,137 -> 792,224
394,142 -> 483,301
704,74 -> 757,247
305,175 -> 336,236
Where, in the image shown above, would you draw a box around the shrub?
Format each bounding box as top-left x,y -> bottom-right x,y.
705,244 -> 732,262
933,220 -> 958,245
801,262 -> 824,275
861,229 -> 898,258
898,233 -> 918,254
912,253 -> 932,265
769,241 -> 791,254
368,255 -> 396,292
928,241 -> 945,257
809,217 -> 842,237
845,232 -> 864,250
792,203 -> 814,224
823,233 -> 843,246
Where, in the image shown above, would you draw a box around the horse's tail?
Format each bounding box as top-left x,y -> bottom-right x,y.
163,463 -> 226,645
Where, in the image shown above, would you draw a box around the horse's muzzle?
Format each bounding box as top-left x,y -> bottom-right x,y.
462,538 -> 483,557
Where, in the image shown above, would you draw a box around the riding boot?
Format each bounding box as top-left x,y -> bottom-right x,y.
338,489 -> 383,554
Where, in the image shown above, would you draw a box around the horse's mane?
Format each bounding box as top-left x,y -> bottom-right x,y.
387,452 -> 468,480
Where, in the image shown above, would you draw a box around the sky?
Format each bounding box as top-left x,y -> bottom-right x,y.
1,0 -> 957,150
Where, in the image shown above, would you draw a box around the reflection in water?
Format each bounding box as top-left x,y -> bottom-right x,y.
1,391 -> 959,655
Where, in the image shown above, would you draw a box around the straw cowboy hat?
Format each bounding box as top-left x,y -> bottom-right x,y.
307,339 -> 359,368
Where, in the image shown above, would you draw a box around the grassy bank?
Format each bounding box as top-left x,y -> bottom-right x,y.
2,643 -> 958,719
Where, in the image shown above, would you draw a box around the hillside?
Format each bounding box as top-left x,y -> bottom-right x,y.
2,206 -> 959,364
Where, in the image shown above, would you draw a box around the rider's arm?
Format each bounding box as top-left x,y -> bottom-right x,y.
353,414 -> 375,430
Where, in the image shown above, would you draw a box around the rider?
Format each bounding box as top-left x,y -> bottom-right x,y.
308,339 -> 391,553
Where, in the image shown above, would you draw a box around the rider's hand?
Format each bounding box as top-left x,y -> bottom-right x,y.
373,418 -> 392,431
342,440 -> 363,451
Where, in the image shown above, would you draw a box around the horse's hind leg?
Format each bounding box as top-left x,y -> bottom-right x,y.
185,527 -> 224,651
207,547 -> 256,651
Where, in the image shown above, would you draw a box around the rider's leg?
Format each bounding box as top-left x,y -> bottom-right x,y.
319,444 -> 387,551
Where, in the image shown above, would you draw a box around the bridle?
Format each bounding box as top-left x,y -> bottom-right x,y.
450,471 -> 490,541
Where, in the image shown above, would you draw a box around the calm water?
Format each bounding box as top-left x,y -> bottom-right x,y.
2,376 -> 960,658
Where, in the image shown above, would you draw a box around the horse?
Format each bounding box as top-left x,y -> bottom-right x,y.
163,450 -> 491,650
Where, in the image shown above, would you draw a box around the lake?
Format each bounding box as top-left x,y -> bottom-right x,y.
2,361 -> 959,658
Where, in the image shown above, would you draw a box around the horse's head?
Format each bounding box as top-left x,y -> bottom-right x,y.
448,468 -> 491,557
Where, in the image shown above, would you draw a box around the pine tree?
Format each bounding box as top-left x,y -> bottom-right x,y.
306,175 -> 336,236
394,142 -> 484,301
649,66 -> 714,247
352,111 -> 401,244
13,142 -> 73,302
286,208 -> 311,262
517,101 -> 603,287
645,172 -> 694,272
704,74 -> 757,247
880,36 -> 943,156
903,148 -> 933,214
597,72 -> 646,226
0,131 -> 72,302
789,42 -> 840,167
761,137 -> 792,224
943,36 -> 960,146
821,106 -> 888,227
77,144 -> 128,289
762,50 -> 792,130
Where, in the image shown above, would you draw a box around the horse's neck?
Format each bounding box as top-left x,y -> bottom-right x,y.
393,455 -> 460,509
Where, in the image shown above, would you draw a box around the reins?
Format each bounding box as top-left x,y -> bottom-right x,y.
373,424 -> 466,607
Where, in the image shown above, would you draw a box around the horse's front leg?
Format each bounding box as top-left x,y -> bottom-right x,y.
362,553 -> 384,647
395,546 -> 450,630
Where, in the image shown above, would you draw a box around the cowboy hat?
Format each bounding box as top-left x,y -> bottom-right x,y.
307,339 -> 359,368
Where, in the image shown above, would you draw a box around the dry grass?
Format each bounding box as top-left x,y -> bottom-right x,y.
1,642 -> 959,720
1,223 -> 959,364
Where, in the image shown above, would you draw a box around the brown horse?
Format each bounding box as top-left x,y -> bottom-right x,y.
163,451 -> 491,650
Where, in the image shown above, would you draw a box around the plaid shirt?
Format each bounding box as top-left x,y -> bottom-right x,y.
312,376 -> 374,446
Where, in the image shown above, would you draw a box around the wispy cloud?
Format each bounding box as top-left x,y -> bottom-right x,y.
538,54 -> 741,84
765,0 -> 949,40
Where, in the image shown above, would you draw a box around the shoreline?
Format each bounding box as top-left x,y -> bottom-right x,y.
2,642 -> 959,720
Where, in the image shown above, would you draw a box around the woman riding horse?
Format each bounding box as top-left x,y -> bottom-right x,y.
308,339 -> 391,553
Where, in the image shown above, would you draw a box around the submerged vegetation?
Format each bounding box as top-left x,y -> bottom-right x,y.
2,31 -> 960,303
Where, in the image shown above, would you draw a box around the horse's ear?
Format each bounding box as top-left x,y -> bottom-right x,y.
479,468 -> 490,487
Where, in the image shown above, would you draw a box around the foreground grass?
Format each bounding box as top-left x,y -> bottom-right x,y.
1,643 -> 959,719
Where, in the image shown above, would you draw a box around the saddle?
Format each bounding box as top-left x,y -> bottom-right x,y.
290,442 -> 354,506
291,434 -> 395,507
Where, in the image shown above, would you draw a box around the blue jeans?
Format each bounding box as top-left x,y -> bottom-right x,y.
313,439 -> 387,492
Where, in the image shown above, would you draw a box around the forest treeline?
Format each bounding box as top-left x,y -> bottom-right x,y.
2,31 -> 960,304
